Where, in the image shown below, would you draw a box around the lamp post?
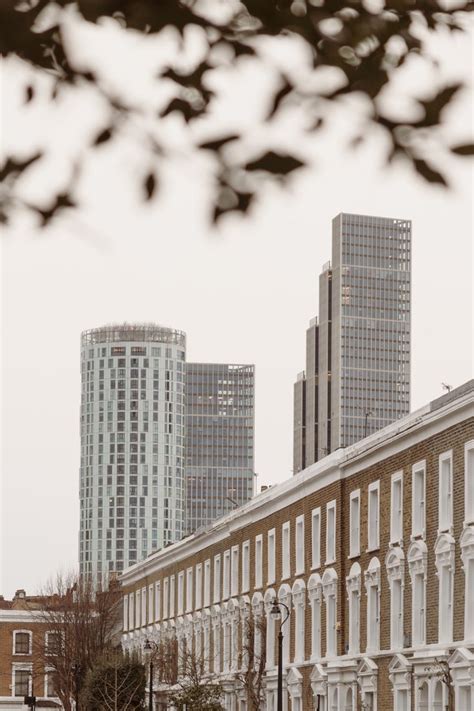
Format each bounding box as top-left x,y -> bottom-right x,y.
270,598 -> 290,711
143,638 -> 156,711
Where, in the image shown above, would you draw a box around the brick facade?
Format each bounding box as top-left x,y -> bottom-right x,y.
121,381 -> 474,711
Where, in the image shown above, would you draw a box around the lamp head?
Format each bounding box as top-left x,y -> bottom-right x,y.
143,638 -> 153,657
270,599 -> 281,621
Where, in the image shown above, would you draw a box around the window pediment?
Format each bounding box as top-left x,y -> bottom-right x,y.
460,524 -> 474,565
407,540 -> 428,577
364,557 -> 381,589
435,532 -> 455,571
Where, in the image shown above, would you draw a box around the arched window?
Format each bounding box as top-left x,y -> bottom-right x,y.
202,609 -> 211,673
264,589 -> 277,670
434,533 -> 455,643
308,573 -> 322,661
193,611 -> 202,664
322,568 -> 338,658
346,562 -> 361,655
239,596 -> 251,671
292,579 -> 306,664
211,604 -> 222,674
460,525 -> 474,640
386,547 -> 405,650
278,584 -> 292,667
251,592 -> 264,671
407,541 -> 428,646
364,558 -> 381,652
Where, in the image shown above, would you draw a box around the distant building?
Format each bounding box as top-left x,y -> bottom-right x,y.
185,363 -> 255,534
0,590 -> 62,709
294,213 -> 411,473
79,323 -> 186,580
121,380 -> 474,711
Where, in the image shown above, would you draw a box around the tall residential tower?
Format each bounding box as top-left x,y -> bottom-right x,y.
293,213 -> 411,473
79,324 -> 186,580
185,363 -> 255,534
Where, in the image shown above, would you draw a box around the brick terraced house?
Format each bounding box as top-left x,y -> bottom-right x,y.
121,380 -> 474,711
0,590 -> 62,710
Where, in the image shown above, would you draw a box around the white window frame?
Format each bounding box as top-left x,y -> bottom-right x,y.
213,555 -> 221,603
13,630 -> 32,656
411,460 -> 426,539
390,471 -> 403,545
326,500 -> 336,565
255,535 -> 263,589
204,559 -> 211,608
186,567 -> 193,614
163,578 -> 169,620
231,545 -> 239,597
141,586 -> 146,626
460,525 -> 474,640
295,514 -> 305,575
223,550 -> 231,600
12,664 -> 32,697
267,529 -> 276,585
242,541 -> 250,593
365,558 -> 381,653
177,571 -> 184,616
349,489 -> 361,558
195,564 -> 203,610
154,581 -> 161,621
465,440 -> 474,525
169,575 -> 175,618
368,480 -> 380,551
135,590 -> 141,628
123,595 -> 129,631
282,522 -> 291,579
311,507 -> 321,570
438,450 -> 453,534
45,631 -> 61,656
128,592 -> 135,628
148,584 -> 154,625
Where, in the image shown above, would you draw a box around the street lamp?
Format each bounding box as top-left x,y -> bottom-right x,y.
270,598 -> 290,711
143,638 -> 156,711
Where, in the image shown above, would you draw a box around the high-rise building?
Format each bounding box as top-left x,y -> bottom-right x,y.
79,323 -> 186,580
185,363 -> 255,534
293,213 -> 411,473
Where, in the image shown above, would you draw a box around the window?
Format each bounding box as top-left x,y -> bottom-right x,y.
141,587 -> 146,627
407,541 -> 427,645
308,574 -> 322,661
123,595 -> 129,631
368,481 -> 380,550
346,563 -> 361,655
322,569 -> 338,657
128,592 -> 135,628
148,584 -> 154,624
195,564 -> 202,610
13,668 -> 31,696
295,515 -> 305,575
461,526 -> 474,639
177,571 -> 184,616
204,559 -> 211,607
412,461 -> 426,538
326,501 -> 336,564
292,580 -> 306,663
13,631 -> 31,655
231,546 -> 239,597
163,578 -> 169,619
365,558 -> 381,652
154,581 -> 161,621
255,535 -> 263,589
45,632 -> 61,656
282,522 -> 290,579
223,550 -> 231,600
46,670 -> 58,697
242,541 -> 250,593
186,568 -> 193,613
439,451 -> 453,532
386,548 -> 405,650
391,472 -> 403,544
169,575 -> 175,618
465,441 -> 474,524
311,508 -> 321,569
213,555 -> 221,603
349,490 -> 360,557
267,529 -> 276,585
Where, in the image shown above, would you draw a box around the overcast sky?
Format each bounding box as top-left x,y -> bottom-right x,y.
1,15 -> 473,598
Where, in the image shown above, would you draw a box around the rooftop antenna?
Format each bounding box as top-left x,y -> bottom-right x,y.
441,383 -> 452,393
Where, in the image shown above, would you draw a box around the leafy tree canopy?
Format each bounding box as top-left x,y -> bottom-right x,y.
1,0 -> 473,227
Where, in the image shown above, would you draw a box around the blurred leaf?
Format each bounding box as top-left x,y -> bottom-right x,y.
160,98 -> 205,123
144,172 -> 157,200
93,128 -> 114,146
198,135 -> 239,151
245,151 -> 304,175
36,192 -> 76,226
0,152 -> 42,182
267,76 -> 293,118
25,85 -> 34,103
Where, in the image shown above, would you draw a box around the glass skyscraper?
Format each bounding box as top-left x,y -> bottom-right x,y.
185,363 -> 255,534
79,324 -> 186,580
294,213 -> 411,472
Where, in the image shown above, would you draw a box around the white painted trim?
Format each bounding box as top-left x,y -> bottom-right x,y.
390,471 -> 403,546
325,500 -> 336,565
464,439 -> 474,526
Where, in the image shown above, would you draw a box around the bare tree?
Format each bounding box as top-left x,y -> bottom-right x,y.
234,612 -> 267,711
80,654 -> 145,711
423,658 -> 455,711
33,572 -> 121,711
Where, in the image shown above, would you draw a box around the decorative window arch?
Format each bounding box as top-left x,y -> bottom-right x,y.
264,588 -> 277,670
308,573 -> 322,661
388,654 -> 412,711
364,557 -> 381,653
449,647 -> 474,709
346,562 -> 361,656
358,657 -> 378,711
310,663 -> 327,711
322,568 -> 338,658
407,540 -> 428,646
287,667 -> 303,711
460,525 -> 474,640
434,532 -> 455,643
386,546 -> 405,650
292,578 -> 306,664
278,583 -> 292,667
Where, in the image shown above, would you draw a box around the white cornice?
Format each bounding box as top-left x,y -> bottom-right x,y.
0,609 -> 43,623
120,386 -> 473,587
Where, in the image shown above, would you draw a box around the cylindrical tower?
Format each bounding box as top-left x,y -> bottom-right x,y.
79,323 -> 186,581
